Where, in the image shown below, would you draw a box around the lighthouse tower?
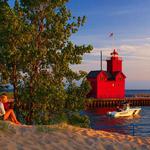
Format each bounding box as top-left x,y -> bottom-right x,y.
87,49 -> 126,99
107,49 -> 122,73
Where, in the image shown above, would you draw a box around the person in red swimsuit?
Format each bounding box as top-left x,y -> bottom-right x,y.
0,95 -> 21,125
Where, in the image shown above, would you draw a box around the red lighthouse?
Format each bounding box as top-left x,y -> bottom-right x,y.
87,49 -> 126,99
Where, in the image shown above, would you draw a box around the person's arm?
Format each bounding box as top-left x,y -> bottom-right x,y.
0,103 -> 5,116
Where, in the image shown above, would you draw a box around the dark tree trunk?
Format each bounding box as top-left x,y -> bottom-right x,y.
12,63 -> 18,101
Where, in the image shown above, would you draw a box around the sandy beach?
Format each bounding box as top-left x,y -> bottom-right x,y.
0,121 -> 149,150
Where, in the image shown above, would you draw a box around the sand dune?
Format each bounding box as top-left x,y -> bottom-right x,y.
0,121 -> 149,150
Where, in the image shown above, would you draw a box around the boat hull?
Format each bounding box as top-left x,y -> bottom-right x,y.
108,107 -> 141,117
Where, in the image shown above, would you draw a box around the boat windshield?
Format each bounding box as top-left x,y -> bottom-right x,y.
123,103 -> 130,110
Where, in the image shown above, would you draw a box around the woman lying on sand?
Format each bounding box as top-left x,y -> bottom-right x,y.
0,95 -> 21,125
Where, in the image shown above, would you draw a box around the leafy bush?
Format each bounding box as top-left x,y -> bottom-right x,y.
48,113 -> 68,125
67,112 -> 90,128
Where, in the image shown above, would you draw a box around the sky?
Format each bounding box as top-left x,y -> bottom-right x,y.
9,0 -> 150,89
67,0 -> 150,89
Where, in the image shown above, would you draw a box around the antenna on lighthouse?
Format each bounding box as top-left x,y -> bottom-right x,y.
100,51 -> 103,71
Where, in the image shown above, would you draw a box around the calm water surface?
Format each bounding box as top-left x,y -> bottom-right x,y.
87,90 -> 150,137
87,107 -> 150,136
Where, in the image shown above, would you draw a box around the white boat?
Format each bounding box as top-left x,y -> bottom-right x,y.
107,104 -> 141,118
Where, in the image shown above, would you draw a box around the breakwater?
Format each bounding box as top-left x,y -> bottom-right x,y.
85,97 -> 150,109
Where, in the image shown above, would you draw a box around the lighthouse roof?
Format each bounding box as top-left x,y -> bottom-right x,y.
113,71 -> 126,78
87,70 -> 126,80
87,70 -> 100,78
87,70 -> 113,79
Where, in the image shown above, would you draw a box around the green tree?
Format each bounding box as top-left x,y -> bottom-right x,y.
0,1 -> 32,101
0,0 -> 93,124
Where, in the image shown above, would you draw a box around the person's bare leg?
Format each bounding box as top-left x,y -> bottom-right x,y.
9,109 -> 21,125
4,109 -> 21,125
10,114 -> 16,123
4,109 -> 12,120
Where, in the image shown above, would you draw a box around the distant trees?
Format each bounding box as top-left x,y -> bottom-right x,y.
0,0 -> 93,125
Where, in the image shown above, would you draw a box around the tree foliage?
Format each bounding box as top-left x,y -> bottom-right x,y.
0,0 -> 93,125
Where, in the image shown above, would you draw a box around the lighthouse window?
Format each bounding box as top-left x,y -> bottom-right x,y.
100,77 -> 105,80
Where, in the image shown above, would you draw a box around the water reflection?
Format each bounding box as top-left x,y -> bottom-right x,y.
86,107 -> 150,136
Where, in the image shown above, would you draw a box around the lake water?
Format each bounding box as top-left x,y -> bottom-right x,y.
87,90 -> 150,137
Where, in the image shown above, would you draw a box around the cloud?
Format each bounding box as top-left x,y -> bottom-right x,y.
109,7 -> 150,17
72,43 -> 150,84
110,10 -> 133,16
120,37 -> 150,42
119,44 -> 150,59
84,44 -> 150,62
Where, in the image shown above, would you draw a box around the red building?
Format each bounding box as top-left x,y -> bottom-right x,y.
87,49 -> 126,99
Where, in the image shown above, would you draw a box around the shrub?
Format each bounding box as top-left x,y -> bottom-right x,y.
67,112 -> 90,128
